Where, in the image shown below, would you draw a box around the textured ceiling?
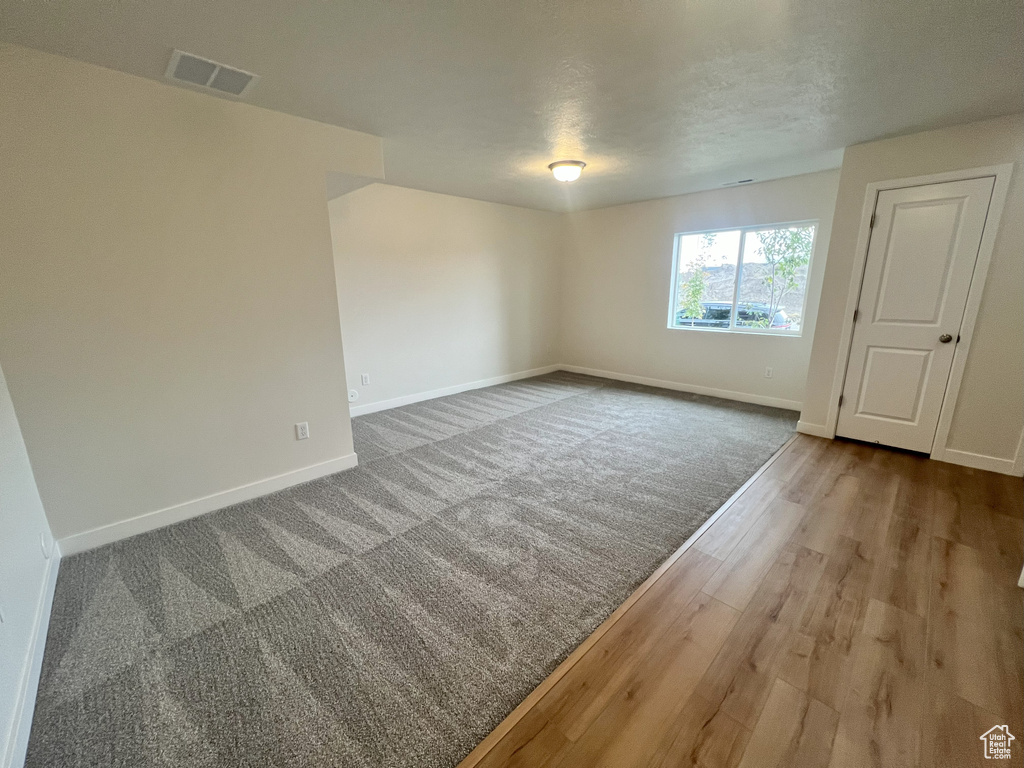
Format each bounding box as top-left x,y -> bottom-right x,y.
2,0 -> 1021,211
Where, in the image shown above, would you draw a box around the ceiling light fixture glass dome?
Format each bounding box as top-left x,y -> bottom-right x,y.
548,160 -> 586,182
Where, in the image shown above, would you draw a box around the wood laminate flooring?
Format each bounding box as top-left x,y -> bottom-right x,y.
460,435 -> 1024,768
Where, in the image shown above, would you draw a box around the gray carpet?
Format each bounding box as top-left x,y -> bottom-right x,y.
26,372 -> 796,768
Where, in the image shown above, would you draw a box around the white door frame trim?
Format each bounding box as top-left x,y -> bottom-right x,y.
822,163 -> 1015,466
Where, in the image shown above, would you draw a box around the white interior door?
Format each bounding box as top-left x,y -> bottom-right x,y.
836,176 -> 995,453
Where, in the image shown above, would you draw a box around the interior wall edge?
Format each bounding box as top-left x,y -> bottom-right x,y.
0,356 -> 55,767
56,452 -> 359,556
2,551 -> 59,768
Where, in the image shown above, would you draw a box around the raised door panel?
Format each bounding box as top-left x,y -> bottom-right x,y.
873,198 -> 964,325
853,347 -> 932,423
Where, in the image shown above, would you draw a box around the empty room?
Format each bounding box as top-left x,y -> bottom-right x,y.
1,1 -> 1022,767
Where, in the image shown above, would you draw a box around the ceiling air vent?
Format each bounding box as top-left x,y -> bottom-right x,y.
165,50 -> 259,97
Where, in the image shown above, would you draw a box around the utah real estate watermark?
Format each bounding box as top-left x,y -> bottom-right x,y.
980,725 -> 1016,759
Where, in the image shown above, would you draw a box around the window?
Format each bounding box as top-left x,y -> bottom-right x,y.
668,222 -> 817,335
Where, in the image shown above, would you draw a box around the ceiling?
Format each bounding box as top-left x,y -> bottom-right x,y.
2,0 -> 1021,211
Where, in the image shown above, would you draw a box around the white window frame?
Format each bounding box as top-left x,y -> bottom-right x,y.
667,219 -> 819,337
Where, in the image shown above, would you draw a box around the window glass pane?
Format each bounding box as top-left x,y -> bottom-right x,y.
673,230 -> 740,328
735,225 -> 815,332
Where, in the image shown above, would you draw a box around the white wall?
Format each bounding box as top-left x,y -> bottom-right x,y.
0,360 -> 56,768
558,171 -> 841,410
330,184 -> 563,412
802,115 -> 1023,469
3,42 -> 1018,563
0,44 -> 384,544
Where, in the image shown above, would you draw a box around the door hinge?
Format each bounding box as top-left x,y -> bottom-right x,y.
869,213 -> 876,228
838,394 -> 844,407
853,309 -> 859,323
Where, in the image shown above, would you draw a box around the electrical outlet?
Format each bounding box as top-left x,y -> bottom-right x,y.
295,422 -> 310,440
360,374 -> 370,386
764,367 -> 774,379
348,389 -> 359,403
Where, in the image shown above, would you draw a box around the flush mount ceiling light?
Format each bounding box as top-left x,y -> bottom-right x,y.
548,160 -> 586,182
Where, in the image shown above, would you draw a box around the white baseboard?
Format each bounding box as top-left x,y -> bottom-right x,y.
349,364 -> 561,417
798,426 -> 1021,477
3,551 -> 59,768
933,447 -> 1021,477
58,453 -> 359,555
796,420 -> 832,438
559,365 -> 802,412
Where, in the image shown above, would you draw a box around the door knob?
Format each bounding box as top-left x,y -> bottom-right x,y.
939,334 -> 953,343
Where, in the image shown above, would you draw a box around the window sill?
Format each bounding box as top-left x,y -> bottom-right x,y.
666,325 -> 803,338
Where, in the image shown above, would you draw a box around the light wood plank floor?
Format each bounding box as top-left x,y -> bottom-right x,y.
459,435 -> 1024,768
